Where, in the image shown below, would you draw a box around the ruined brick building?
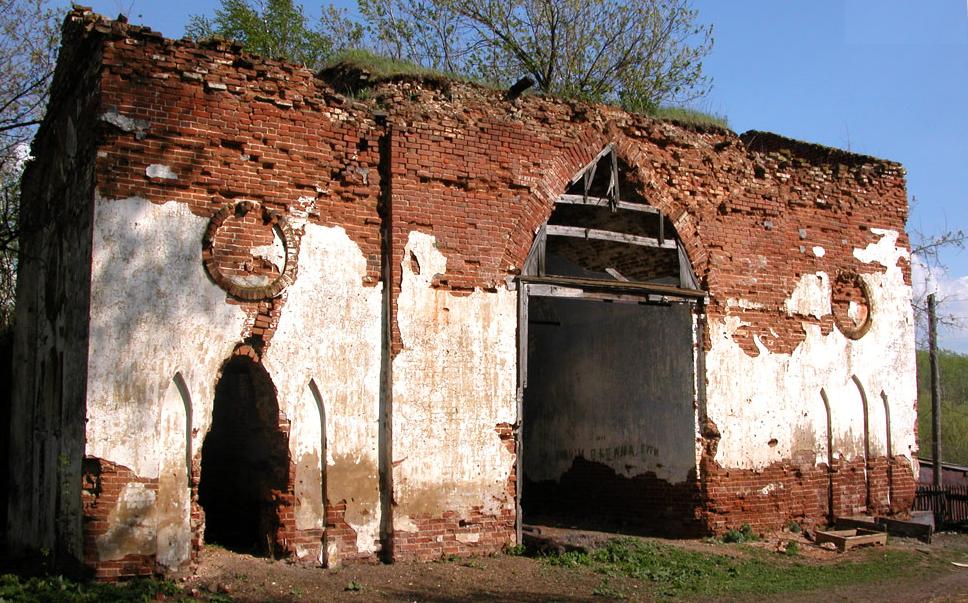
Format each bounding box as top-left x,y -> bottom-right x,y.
6,8 -> 918,579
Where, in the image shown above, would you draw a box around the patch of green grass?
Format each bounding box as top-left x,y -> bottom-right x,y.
543,550 -> 592,568
540,537 -> 920,600
592,577 -> 625,599
504,544 -> 527,557
648,106 -> 729,129
784,541 -> 800,556
721,523 -> 759,544
0,573 -> 221,603
344,580 -> 364,592
324,49 -> 460,83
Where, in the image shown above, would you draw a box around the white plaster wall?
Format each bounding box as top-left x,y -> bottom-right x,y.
87,197 -> 384,561
86,194 -> 249,478
705,229 -> 916,473
392,232 -> 517,531
156,377 -> 191,568
264,223 -> 383,555
86,194 -> 249,563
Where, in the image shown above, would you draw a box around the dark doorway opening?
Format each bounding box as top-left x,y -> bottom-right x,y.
199,356 -> 290,556
517,145 -> 704,537
520,297 -> 702,536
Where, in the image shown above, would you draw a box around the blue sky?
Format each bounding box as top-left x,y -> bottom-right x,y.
67,0 -> 968,350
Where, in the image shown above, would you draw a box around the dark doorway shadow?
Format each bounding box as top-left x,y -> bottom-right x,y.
199,356 -> 289,556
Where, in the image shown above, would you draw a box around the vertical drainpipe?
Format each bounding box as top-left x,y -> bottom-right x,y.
375,110 -> 394,561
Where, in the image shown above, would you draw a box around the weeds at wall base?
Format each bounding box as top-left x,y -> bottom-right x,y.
537,537 -> 920,600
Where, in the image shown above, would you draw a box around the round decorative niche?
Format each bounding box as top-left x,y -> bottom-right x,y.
831,271 -> 873,340
202,200 -> 298,300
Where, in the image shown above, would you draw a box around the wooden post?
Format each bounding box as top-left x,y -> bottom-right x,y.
929,293 -> 942,489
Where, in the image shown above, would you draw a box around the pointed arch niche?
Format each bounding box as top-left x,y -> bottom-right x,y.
156,372 -> 192,569
517,145 -> 706,538
291,378 -> 326,533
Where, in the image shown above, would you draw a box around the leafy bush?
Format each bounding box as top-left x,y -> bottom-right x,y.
722,523 -> 758,543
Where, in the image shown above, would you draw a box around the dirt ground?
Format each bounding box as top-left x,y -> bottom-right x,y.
182,530 -> 968,602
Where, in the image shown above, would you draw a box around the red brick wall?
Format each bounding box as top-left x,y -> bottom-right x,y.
81,458 -> 157,580
86,9 -> 383,358
701,455 -> 917,534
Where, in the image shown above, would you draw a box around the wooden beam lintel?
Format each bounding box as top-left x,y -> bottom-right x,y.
545,224 -> 676,250
556,194 -> 659,214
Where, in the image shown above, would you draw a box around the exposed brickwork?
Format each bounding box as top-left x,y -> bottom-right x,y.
392,509 -> 516,561
701,455 -> 917,534
202,200 -> 299,301
78,8 -> 384,366
81,458 -> 157,580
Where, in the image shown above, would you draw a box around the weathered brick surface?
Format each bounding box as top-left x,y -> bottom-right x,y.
25,7 -> 916,577
701,455 -> 916,534
81,458 -> 158,580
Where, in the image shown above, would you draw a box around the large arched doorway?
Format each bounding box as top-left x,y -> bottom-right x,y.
518,145 -> 705,536
199,356 -> 290,556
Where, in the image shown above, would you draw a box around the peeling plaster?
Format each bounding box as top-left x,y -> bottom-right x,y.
264,223 -> 383,553
392,232 -> 517,529
99,109 -> 148,137
785,272 -> 831,319
96,483 -> 156,561
705,230 -> 916,473
146,164 -> 177,179
86,194 -> 248,479
726,298 -> 765,311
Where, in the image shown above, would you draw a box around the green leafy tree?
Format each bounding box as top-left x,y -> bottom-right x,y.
0,0 -> 60,329
917,349 -> 968,465
358,0 -> 713,111
186,0 -> 363,70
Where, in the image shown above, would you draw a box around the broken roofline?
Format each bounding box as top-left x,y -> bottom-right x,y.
64,6 -> 901,170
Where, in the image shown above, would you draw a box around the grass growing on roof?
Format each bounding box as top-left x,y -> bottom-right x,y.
649,106 -> 729,129
323,48 -> 473,84
540,537 -> 919,600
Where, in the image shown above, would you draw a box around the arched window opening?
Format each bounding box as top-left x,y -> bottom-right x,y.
524,145 -> 699,290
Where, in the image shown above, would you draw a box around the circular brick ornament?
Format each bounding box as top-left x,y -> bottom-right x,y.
202,200 -> 298,300
831,271 -> 873,339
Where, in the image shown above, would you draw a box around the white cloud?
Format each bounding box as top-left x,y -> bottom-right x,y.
912,254 -> 968,354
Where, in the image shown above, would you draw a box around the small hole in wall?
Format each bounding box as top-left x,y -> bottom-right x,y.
410,252 -> 421,275
768,438 -> 778,447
